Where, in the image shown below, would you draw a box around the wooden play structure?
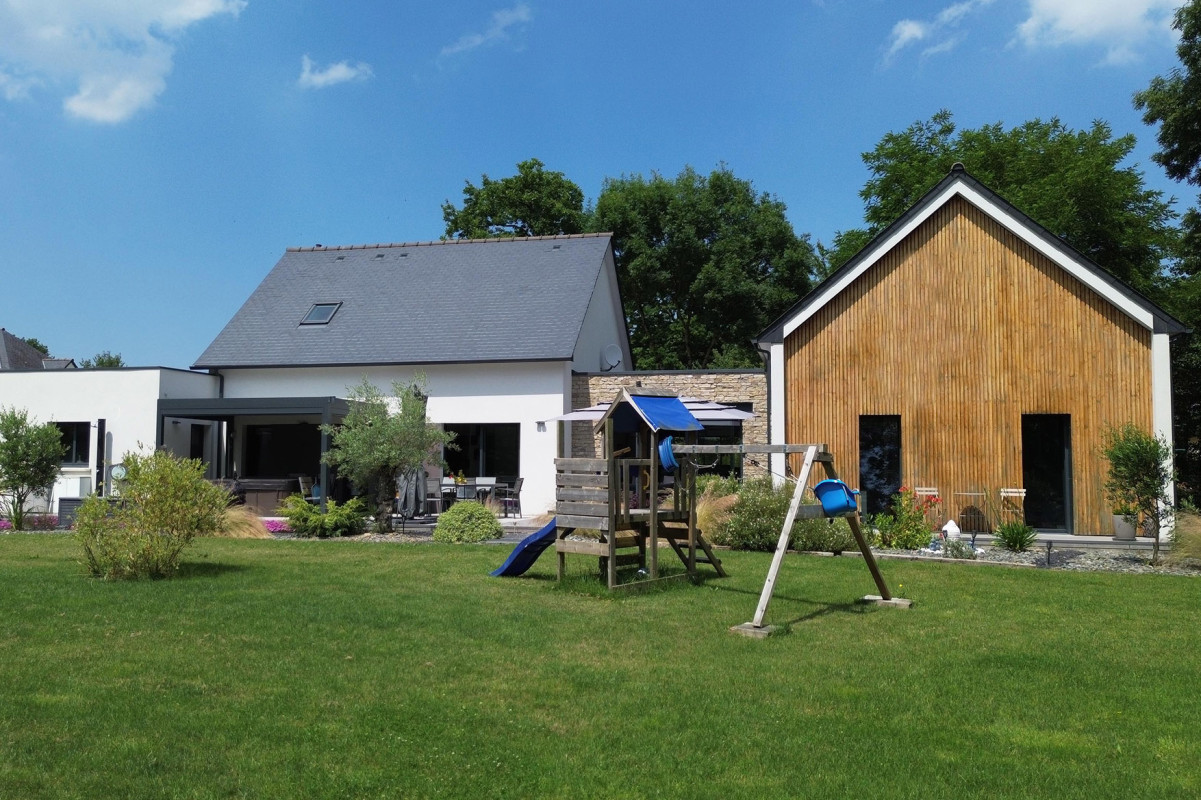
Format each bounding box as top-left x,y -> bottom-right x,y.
552,390 -> 908,622
554,389 -> 727,589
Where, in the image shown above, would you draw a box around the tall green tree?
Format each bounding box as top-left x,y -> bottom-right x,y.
0,407 -> 66,531
79,351 -> 125,369
592,165 -> 817,369
824,111 -> 1178,297
321,378 -> 453,533
442,158 -> 586,239
20,337 -> 50,356
1135,0 -> 1201,503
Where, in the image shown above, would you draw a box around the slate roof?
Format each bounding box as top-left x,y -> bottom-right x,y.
0,328 -> 49,370
194,234 -> 618,369
756,166 -> 1189,346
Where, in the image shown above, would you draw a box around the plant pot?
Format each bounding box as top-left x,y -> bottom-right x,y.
1112,514 -> 1136,541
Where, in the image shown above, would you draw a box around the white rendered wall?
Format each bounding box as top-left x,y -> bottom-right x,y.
0,369 -> 219,510
572,249 -> 632,373
219,361 -> 572,514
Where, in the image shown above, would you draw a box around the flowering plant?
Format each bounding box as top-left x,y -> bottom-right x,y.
877,487 -> 941,550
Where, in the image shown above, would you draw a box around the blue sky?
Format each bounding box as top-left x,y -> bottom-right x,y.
0,0 -> 1188,367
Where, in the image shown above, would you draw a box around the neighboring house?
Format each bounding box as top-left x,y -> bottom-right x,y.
0,328 -> 75,370
756,166 -> 1187,535
171,233 -> 633,515
0,368 -> 221,516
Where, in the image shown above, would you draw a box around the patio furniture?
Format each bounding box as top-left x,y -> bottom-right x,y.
455,478 -> 478,503
496,477 -> 523,518
999,488 -> 1026,523
424,478 -> 444,515
298,476 -> 320,505
441,478 -> 457,509
475,476 -> 497,503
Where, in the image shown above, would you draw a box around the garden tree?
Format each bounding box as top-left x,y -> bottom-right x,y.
79,351 -> 125,368
75,449 -> 230,579
1135,0 -> 1201,503
20,337 -> 49,356
0,407 -> 66,531
442,158 -> 587,239
591,165 -> 818,369
321,378 -> 453,533
1103,424 -> 1176,565
822,111 -> 1178,298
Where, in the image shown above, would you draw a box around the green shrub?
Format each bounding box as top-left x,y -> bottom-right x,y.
76,450 -> 231,580
1168,504 -> 1201,567
942,538 -> 978,560
279,495 -> 367,538
695,474 -> 741,499
875,488 -> 937,550
791,516 -> 857,553
433,500 -> 502,543
708,477 -> 791,551
994,521 -> 1038,552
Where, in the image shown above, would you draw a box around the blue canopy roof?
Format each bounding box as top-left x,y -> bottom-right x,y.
592,390 -> 704,435
628,394 -> 704,432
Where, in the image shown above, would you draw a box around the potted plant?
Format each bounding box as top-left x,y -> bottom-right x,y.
1101,423 -> 1176,564
1111,503 -> 1137,541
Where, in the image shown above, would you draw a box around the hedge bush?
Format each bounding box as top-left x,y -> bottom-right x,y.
704,477 -> 857,554
433,500 -> 502,543
278,495 -> 367,538
76,450 -> 230,580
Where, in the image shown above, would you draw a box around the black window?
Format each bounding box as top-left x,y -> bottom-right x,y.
443,423 -> 520,478
859,415 -> 901,516
57,422 -> 90,466
301,302 -> 341,325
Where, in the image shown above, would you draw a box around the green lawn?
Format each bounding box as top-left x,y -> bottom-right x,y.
1,534 -> 1198,799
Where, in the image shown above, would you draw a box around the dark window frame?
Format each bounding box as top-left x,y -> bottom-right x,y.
301,302 -> 342,325
57,421 -> 91,467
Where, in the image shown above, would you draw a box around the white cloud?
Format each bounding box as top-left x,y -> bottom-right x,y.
440,3 -> 532,57
1017,0 -> 1177,64
0,0 -> 246,123
298,55 -> 373,89
884,0 -> 994,63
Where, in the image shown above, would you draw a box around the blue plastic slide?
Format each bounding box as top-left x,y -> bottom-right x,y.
490,519 -> 557,577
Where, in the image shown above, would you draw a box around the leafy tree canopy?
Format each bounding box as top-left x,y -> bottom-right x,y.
0,406 -> 65,531
824,110 -> 1178,296
20,337 -> 50,356
321,378 -> 453,533
79,351 -> 125,369
1135,1 -> 1201,187
592,165 -> 817,370
442,158 -> 586,239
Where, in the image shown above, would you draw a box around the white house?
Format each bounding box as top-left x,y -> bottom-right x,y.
173,233 -> 632,515
0,368 -> 221,517
3,234 -> 631,518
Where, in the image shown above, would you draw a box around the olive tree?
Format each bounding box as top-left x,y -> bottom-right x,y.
0,407 -> 65,530
321,378 -> 454,533
1102,423 -> 1176,565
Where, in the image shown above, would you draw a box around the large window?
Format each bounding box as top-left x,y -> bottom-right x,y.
56,422 -> 90,466
443,423 -> 520,478
243,424 -> 321,478
859,415 -> 901,516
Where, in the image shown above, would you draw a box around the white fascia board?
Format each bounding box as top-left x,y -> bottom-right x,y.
781,181 -> 1155,341
769,342 -> 786,486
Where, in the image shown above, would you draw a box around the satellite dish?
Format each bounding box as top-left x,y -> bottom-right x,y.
601,344 -> 623,371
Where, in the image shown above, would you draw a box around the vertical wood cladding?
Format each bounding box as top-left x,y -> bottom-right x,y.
783,197 -> 1151,534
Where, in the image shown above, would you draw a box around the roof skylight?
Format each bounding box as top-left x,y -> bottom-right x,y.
301,302 -> 341,325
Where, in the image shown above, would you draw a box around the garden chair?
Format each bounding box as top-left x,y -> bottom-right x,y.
424,478 -> 444,515
496,477 -> 523,518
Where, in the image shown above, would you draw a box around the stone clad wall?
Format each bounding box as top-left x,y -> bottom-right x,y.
570,370 -> 768,478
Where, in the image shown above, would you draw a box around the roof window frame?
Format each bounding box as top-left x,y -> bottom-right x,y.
300,302 -> 342,326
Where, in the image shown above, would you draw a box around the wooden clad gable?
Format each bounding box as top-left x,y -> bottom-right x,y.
783,195 -> 1152,535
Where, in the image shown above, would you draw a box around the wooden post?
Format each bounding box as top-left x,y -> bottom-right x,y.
820,459 -> 891,601
606,418 -> 617,589
748,445 -> 818,629
649,430 -> 659,580
686,430 -> 698,575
